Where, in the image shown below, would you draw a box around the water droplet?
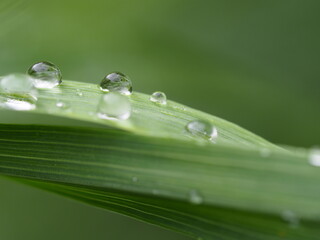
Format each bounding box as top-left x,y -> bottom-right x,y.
99,72 -> 132,95
97,92 -> 131,120
76,89 -> 83,97
309,148 -> 320,167
56,101 -> 69,110
132,177 -> 138,182
188,190 -> 203,205
186,120 -> 218,142
173,105 -> 186,111
150,91 -> 167,105
281,210 -> 299,228
259,148 -> 271,158
27,61 -> 62,89
0,73 -> 38,111
152,189 -> 159,195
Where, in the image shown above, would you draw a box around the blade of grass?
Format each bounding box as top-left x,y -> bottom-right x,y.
0,124 -> 319,239
1,78 -> 277,149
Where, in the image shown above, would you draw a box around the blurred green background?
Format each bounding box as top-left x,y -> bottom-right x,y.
0,0 -> 319,239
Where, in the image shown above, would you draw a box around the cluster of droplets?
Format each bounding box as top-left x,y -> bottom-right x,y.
0,62 -> 219,142
0,61 -> 241,214
4,64 -> 320,227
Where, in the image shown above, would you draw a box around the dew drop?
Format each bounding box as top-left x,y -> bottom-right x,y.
188,190 -> 203,205
186,120 -> 218,142
152,189 -> 159,195
132,176 -> 138,182
281,210 -> 299,228
99,72 -> 132,95
150,91 -> 167,105
76,89 -> 83,97
27,61 -> 62,89
0,73 -> 38,111
309,148 -> 320,167
97,92 -> 131,120
173,105 -> 186,111
56,101 -> 69,110
259,148 -> 271,158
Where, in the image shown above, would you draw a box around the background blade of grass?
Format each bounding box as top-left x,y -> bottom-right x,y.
0,124 -> 319,239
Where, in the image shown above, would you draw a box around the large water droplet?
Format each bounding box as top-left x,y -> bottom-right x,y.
0,73 -> 38,111
188,190 -> 203,205
186,120 -> 218,142
150,91 -> 167,105
27,61 -> 62,89
97,92 -> 131,120
281,210 -> 299,228
309,148 -> 320,167
99,72 -> 132,95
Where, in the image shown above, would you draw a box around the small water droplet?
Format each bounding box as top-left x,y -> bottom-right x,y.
309,148 -> 320,167
173,105 -> 186,111
76,89 -> 83,97
150,91 -> 167,105
27,61 -> 62,89
186,120 -> 218,142
152,189 -> 159,195
132,176 -> 138,182
97,92 -> 131,120
132,108 -> 139,114
281,210 -> 299,228
188,190 -> 203,205
99,72 -> 132,95
259,148 -> 271,158
0,73 -> 38,111
56,101 -> 69,110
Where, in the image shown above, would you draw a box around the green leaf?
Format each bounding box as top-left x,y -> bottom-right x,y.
19,79 -> 275,148
0,79 -> 317,239
0,124 -> 319,240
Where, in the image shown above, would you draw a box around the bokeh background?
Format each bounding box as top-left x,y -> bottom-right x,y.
0,0 -> 319,239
